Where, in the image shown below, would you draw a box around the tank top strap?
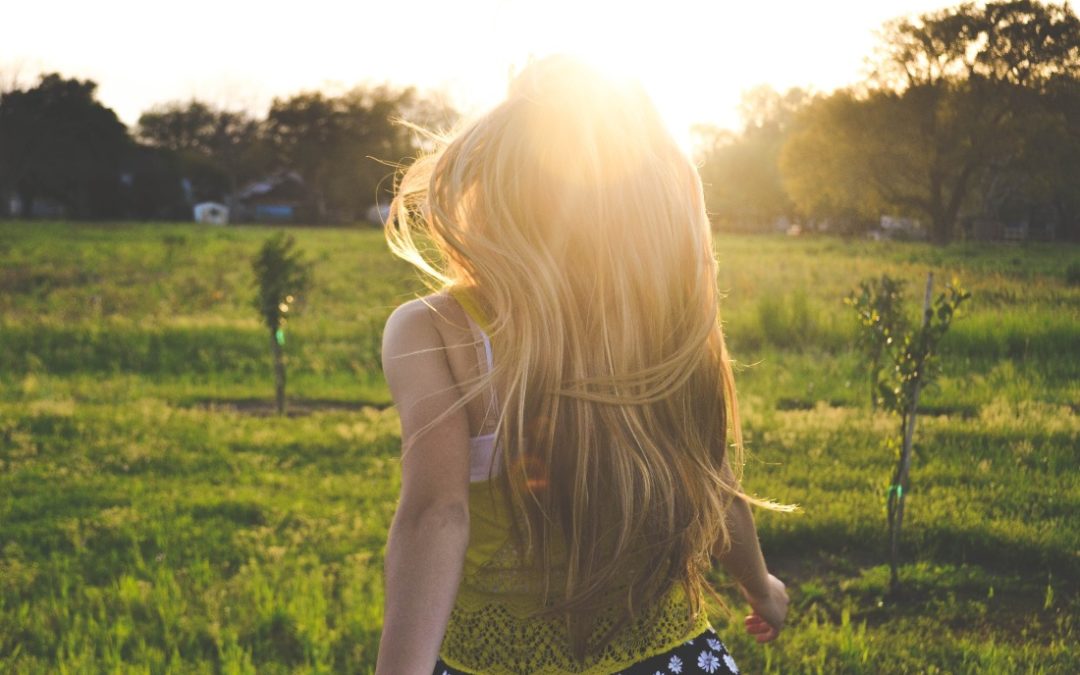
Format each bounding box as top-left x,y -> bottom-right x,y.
449,286 -> 491,332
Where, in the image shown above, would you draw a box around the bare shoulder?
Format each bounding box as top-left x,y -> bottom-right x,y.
381,294 -> 473,510
381,294 -> 469,371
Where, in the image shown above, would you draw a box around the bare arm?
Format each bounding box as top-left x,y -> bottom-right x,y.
714,463 -> 789,642
375,300 -> 471,675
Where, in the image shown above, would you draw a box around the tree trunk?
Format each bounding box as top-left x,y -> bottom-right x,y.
1055,197 -> 1079,243
888,273 -> 933,595
927,185 -> 950,244
270,330 -> 286,415
886,414 -> 905,593
927,198 -> 946,244
869,354 -> 879,410
929,212 -> 952,245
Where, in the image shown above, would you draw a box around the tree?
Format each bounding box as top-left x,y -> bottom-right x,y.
121,144 -> 189,220
265,85 -> 456,223
329,85 -> 423,220
971,71 -> 1080,241
694,87 -> 807,231
847,274 -> 970,594
873,1 -> 1079,242
137,100 -> 264,203
781,1 -> 1080,243
0,73 -> 130,218
783,81 -> 1026,240
872,1 -> 1079,91
778,91 -> 886,234
252,234 -> 311,415
1038,75 -> 1080,240
264,92 -> 343,222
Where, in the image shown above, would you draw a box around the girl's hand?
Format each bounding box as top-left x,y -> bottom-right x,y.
740,573 -> 788,643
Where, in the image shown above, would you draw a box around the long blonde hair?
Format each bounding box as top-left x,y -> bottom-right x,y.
388,56 -> 774,656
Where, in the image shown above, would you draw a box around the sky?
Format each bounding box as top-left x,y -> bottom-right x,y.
4,0 -> 951,144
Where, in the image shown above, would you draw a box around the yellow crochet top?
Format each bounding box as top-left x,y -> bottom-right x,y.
440,479 -> 710,675
441,289 -> 710,674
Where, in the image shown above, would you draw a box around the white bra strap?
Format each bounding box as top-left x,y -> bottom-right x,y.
479,327 -> 494,373
463,313 -> 499,412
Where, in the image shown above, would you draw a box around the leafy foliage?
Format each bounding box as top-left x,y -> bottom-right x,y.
252,233 -> 311,338
0,74 -> 129,218
137,100 -> 265,201
848,275 -> 971,415
695,87 -> 808,231
265,86 -> 456,222
878,281 -> 971,416
845,276 -> 909,408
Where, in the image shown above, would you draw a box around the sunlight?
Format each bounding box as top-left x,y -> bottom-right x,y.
489,0 -> 728,156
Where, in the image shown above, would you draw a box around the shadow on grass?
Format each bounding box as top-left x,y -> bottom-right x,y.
765,523 -> 1080,587
774,398 -> 980,418
759,548 -> 1071,645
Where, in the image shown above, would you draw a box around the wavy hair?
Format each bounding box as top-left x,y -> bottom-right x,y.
387,55 -> 784,657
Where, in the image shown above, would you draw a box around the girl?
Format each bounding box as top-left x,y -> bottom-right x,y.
376,56 -> 790,675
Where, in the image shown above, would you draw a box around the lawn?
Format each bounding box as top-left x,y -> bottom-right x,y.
1,221 -> 1077,673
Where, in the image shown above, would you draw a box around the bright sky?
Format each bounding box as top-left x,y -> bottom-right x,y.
5,0 -> 950,144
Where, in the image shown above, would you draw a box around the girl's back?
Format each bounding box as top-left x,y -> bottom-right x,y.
412,291 -> 712,674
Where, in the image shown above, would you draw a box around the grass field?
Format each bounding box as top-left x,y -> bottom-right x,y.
1,221 -> 1077,673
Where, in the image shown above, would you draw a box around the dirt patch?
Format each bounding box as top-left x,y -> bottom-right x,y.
187,397 -> 391,417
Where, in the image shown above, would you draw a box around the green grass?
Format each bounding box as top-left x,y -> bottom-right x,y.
1,221 -> 1078,673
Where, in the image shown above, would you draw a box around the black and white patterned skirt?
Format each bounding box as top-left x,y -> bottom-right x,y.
433,626 -> 738,674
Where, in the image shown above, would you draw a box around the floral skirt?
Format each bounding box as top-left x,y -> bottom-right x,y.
433,626 -> 738,674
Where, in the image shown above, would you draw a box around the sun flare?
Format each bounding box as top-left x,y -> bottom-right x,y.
487,1 -> 733,156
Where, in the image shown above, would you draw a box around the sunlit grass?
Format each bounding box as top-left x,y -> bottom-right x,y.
1,221 -> 1077,673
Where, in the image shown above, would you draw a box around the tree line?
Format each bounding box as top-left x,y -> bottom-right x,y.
696,1 -> 1080,243
2,1 -> 1077,241
0,75 -> 455,224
